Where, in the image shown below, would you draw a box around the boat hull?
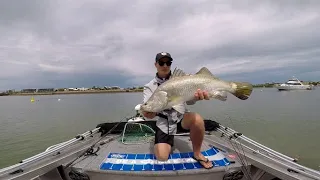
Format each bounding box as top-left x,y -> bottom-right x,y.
276,85 -> 313,91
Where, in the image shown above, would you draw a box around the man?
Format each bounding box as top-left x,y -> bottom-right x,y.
141,52 -> 213,169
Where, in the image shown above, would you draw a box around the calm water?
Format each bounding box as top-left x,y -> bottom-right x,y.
0,88 -> 319,170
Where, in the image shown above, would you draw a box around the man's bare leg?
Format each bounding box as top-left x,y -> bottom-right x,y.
154,143 -> 171,161
181,112 -> 213,168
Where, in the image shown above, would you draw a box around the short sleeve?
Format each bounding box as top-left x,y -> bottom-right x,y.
143,86 -> 152,104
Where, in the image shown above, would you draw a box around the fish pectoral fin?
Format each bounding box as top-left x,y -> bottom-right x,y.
167,96 -> 185,114
158,91 -> 169,103
196,67 -> 219,79
168,96 -> 181,103
172,104 -> 186,114
169,67 -> 187,79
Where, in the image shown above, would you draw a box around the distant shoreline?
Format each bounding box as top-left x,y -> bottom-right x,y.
2,89 -> 143,96
0,86 -> 276,97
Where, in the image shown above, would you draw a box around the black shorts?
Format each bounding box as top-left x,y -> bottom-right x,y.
154,121 -> 188,147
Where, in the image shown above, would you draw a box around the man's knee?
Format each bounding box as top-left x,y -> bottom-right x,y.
156,153 -> 170,161
182,112 -> 204,129
154,143 -> 171,161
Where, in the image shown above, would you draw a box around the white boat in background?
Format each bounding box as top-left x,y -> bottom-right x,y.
276,77 -> 313,91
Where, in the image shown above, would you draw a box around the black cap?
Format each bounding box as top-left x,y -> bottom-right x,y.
155,52 -> 173,62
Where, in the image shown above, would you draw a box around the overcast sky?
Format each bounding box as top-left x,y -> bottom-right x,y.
0,0 -> 319,91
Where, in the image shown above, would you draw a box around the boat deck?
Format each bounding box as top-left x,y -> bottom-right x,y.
70,133 -> 245,179
66,123 -> 320,180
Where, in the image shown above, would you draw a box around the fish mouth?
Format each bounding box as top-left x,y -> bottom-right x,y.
140,105 -> 147,111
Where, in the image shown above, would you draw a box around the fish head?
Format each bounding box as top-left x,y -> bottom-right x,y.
140,91 -> 168,113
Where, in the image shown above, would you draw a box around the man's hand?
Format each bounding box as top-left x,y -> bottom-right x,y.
142,111 -> 157,119
194,89 -> 210,100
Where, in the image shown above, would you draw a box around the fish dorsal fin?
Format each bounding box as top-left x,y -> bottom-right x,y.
196,67 -> 219,79
169,67 -> 186,79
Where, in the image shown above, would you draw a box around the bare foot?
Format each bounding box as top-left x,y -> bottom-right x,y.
193,153 -> 213,169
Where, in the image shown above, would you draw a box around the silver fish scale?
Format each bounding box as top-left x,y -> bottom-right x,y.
157,75 -> 231,102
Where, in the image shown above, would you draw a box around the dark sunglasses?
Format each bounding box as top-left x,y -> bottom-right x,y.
158,61 -> 172,66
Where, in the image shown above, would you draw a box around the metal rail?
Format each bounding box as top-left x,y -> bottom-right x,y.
0,127 -> 100,176
219,124 -> 296,162
207,126 -> 320,180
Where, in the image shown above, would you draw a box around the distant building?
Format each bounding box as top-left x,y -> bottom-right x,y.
78,87 -> 89,91
111,86 -> 120,89
37,88 -> 54,92
68,88 -> 78,91
21,89 -> 37,93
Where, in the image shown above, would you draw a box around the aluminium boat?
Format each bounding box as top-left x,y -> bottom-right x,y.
0,104 -> 319,180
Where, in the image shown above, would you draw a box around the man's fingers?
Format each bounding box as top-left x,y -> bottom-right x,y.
146,112 -> 156,119
142,111 -> 154,118
198,89 -> 204,100
194,92 -> 199,100
203,91 -> 210,100
194,89 -> 210,101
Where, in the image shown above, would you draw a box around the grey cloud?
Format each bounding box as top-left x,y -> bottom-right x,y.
0,0 -> 320,91
0,0 -> 50,25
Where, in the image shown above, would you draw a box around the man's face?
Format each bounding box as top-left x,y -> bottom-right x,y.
155,57 -> 172,76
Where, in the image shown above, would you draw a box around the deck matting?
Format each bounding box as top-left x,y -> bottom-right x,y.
100,146 -> 230,171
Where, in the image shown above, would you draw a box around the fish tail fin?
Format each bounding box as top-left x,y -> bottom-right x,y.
230,82 -> 253,100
